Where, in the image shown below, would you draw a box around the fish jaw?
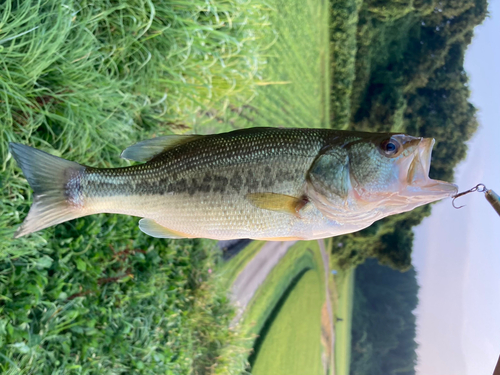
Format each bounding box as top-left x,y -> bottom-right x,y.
401,137 -> 458,205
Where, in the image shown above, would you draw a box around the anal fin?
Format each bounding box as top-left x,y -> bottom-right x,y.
139,218 -> 192,239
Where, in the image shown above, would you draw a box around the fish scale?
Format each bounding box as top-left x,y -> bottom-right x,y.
80,128 -> 327,239
9,127 -> 458,240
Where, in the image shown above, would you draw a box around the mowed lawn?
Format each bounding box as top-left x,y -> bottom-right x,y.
202,0 -> 331,133
251,270 -> 324,375
332,266 -> 355,375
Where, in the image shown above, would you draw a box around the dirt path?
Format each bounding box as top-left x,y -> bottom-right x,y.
230,241 -> 296,323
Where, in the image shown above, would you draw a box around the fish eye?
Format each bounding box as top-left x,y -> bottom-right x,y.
380,138 -> 402,158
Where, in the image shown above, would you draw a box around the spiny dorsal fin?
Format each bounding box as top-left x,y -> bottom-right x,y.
245,193 -> 309,217
121,134 -> 202,162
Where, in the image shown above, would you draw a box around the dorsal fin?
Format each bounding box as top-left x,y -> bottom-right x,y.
121,134 -> 202,162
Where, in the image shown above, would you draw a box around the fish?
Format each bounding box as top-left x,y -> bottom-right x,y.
9,127 -> 458,240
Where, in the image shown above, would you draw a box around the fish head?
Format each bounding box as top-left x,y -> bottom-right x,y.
308,132 -> 458,218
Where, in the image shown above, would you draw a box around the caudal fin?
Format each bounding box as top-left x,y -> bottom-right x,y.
9,143 -> 86,238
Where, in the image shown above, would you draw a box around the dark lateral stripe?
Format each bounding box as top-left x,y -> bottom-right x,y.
83,169 -> 301,197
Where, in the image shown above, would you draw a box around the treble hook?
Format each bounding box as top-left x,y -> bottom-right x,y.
451,183 -> 487,209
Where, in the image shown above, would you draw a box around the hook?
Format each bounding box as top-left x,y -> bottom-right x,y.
451,183 -> 487,209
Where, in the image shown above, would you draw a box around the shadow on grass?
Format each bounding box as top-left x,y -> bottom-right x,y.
220,239 -> 252,261
248,267 -> 312,368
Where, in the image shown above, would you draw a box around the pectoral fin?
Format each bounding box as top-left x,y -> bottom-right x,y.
246,193 -> 308,217
122,134 -> 202,162
139,218 -> 192,239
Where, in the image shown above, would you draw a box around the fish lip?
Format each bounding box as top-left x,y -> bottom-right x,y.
406,180 -> 458,198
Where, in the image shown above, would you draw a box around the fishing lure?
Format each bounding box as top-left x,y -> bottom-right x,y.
452,183 -> 500,216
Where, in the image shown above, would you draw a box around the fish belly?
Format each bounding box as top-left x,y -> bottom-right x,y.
81,162 -> 323,240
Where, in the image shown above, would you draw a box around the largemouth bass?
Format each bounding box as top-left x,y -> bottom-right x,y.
9,127 -> 457,240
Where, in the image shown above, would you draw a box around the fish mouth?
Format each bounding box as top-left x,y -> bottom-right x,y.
404,138 -> 457,201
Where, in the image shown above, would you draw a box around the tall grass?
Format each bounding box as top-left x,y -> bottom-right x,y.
1,0 -> 269,254
0,0 -> 269,373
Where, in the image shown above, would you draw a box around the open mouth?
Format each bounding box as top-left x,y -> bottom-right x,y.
405,138 -> 458,200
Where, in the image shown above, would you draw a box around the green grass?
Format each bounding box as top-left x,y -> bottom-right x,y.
1,0 -> 335,372
251,270 -> 324,375
330,0 -> 363,129
241,241 -> 324,338
0,0 -> 270,373
199,0 -> 331,133
0,234 -> 240,374
221,241 -> 265,287
330,263 -> 355,375
217,241 -> 327,374
1,0 -> 270,256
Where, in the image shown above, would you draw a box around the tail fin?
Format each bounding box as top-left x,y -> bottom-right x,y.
9,143 -> 86,238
